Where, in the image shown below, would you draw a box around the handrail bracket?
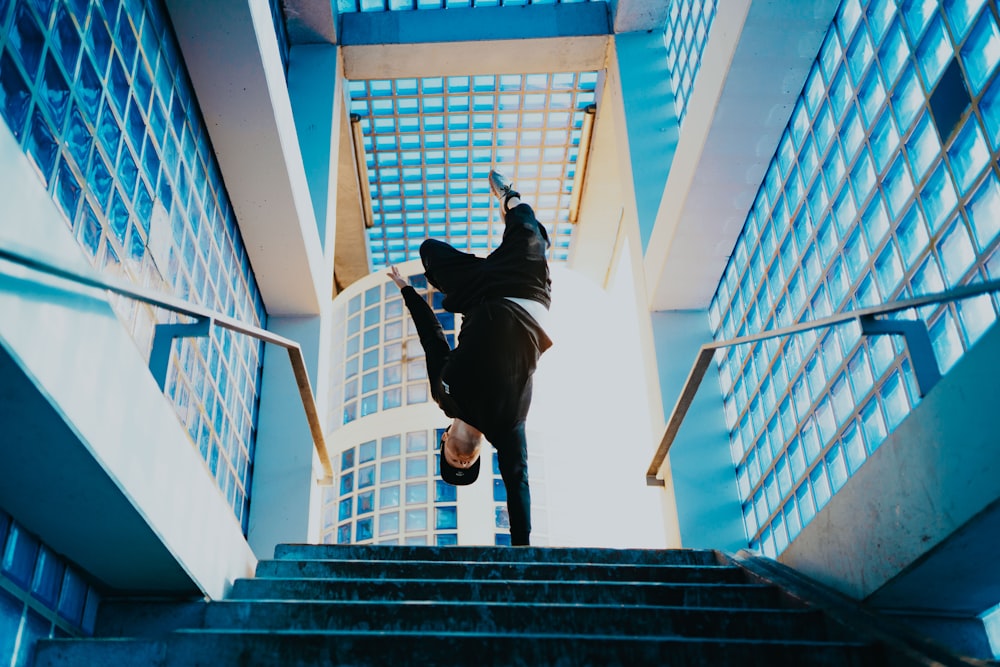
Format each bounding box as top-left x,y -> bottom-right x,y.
149,317 -> 215,391
858,314 -> 942,397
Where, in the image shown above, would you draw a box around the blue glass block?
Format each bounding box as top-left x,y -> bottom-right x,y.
16,607 -> 50,667
380,485 -> 400,509
339,470 -> 353,494
867,0 -> 897,42
108,187 -> 129,243
125,97 -> 146,155
0,52 -> 31,140
883,154 -> 914,219
912,253 -> 945,296
54,159 -> 81,222
52,5 -> 82,75
893,67 -> 926,134
26,109 -> 58,185
134,180 -> 152,233
2,523 -> 39,589
967,173 -> 1000,251
847,26 -> 873,84
880,21 -> 911,88
905,113 -> 939,183
357,464 -> 375,489
902,0 -> 938,43
843,227 -> 869,282
920,162 -> 958,232
57,568 -> 87,626
434,479 -> 456,502
436,533 -> 457,546
825,442 -> 848,492
86,11 -> 112,73
947,119 -> 988,195
406,456 -> 427,479
961,10 -> 1000,95
405,508 -> 427,532
896,204 -> 929,266
956,292 -> 997,346
380,459 -> 400,483
853,150 -> 879,205
435,506 -> 457,530
133,59 -> 153,112
359,439 -> 376,463
857,67 -> 886,126
841,105 -> 864,159
10,3 -> 45,78
861,196 -> 890,250
870,110 -> 899,175
115,11 -> 137,67
356,490 -> 374,515
337,524 -> 351,544
96,100 -> 121,157
931,308 -> 964,372
62,106 -> 91,170
356,517 -> 373,541
796,481 -> 816,524
107,53 -> 129,118
944,1 -> 982,41
30,547 -> 64,608
405,482 -> 427,505
916,15 -> 952,90
874,243 -> 904,296
936,219 -> 975,286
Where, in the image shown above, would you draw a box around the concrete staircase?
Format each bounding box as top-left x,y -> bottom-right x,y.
33,544 -> 964,666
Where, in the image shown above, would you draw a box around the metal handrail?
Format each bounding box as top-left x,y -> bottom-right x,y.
646,277 -> 1000,486
0,246 -> 334,483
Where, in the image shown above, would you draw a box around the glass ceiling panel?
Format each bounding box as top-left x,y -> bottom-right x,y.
349,72 -> 599,270
339,0 -> 605,13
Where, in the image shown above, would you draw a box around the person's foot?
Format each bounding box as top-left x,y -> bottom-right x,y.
489,169 -> 520,212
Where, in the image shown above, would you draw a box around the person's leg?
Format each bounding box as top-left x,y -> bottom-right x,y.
419,239 -> 483,295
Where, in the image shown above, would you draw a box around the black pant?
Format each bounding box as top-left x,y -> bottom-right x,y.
419,203 -> 552,314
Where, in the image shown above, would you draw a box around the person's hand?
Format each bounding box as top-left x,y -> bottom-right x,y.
386,266 -> 408,290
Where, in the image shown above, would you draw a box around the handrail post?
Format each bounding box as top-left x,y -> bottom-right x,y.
858,315 -> 942,397
149,318 -> 214,391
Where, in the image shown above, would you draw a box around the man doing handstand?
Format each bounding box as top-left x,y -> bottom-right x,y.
386,169 -> 552,546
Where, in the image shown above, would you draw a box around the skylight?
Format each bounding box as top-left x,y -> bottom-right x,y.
348,72 -> 600,269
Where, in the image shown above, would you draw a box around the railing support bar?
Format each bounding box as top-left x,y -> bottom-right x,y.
149,318 -> 214,391
858,315 -> 942,397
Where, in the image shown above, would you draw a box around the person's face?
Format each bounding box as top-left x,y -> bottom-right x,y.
441,429 -> 480,469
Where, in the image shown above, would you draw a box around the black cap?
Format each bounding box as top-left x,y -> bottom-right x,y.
439,448 -> 480,486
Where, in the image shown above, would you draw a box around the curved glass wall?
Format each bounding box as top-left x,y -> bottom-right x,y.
0,0 -> 266,531
663,0 -> 718,126
709,0 -> 1000,558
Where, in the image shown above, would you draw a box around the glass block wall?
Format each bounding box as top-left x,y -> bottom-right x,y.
321,428 -> 461,546
663,0 -> 718,126
347,72 -> 599,267
0,510 -> 101,667
337,0 -> 605,14
0,0 -> 267,532
328,275 -> 458,425
708,0 -> 1000,558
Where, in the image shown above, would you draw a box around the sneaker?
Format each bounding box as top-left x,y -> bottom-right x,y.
489,169 -> 520,212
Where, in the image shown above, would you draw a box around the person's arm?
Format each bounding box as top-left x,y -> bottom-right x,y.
494,423 -> 531,546
387,267 -> 451,399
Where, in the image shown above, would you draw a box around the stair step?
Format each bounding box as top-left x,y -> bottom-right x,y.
255,558 -> 747,584
203,599 -> 834,640
274,543 -> 719,566
35,632 -> 883,667
229,577 -> 786,608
